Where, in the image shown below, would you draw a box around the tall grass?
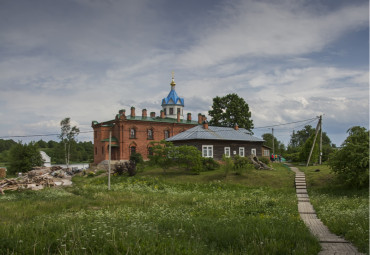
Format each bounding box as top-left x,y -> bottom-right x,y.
297,164 -> 369,254
0,165 -> 321,254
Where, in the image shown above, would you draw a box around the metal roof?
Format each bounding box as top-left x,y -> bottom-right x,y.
161,89 -> 184,106
166,125 -> 264,142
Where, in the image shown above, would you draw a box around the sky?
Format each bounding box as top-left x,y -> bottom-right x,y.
0,0 -> 368,147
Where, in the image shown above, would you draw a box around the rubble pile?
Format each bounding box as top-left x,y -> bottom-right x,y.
0,167 -> 74,195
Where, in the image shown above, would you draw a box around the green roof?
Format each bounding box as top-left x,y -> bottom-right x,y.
101,137 -> 118,142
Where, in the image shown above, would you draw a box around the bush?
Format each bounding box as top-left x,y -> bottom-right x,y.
258,157 -> 270,165
201,157 -> 220,171
222,155 -> 234,177
114,161 -> 137,176
8,142 -> 43,174
328,126 -> 369,187
130,152 -> 143,165
233,155 -> 254,175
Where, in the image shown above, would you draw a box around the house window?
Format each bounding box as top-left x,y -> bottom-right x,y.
164,109 -> 167,115
224,147 -> 230,157
239,147 -> 245,157
130,128 -> 136,139
251,148 -> 256,156
169,108 -> 174,115
164,130 -> 170,139
177,108 -> 181,114
147,129 -> 153,140
263,149 -> 270,157
202,145 -> 213,158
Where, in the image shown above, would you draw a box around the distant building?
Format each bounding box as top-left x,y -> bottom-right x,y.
91,74 -> 202,164
40,151 -> 51,167
166,121 -> 269,160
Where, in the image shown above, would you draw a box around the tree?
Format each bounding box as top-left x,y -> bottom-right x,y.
59,118 -> 80,168
262,133 -> 286,155
328,126 -> 369,187
8,142 -> 43,174
208,93 -> 254,132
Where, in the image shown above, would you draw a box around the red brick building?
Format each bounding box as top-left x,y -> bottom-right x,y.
91,76 -> 201,164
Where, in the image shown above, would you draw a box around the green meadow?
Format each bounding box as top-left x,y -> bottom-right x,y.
0,163 -> 367,254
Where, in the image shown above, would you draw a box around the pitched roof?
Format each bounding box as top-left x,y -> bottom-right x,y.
166,125 -> 264,142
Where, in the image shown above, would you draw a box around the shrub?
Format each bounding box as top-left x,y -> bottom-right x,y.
328,126 -> 369,187
258,157 -> 270,165
201,157 -> 220,171
233,155 -> 254,175
8,142 -> 43,174
130,152 -> 143,165
114,161 -> 137,176
222,155 -> 234,177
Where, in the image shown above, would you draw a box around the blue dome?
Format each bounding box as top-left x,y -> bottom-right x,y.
161,89 -> 184,106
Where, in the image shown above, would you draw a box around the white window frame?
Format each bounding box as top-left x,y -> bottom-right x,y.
224,147 -> 230,157
202,145 -> 213,158
239,147 -> 245,157
263,149 -> 270,157
251,148 -> 257,156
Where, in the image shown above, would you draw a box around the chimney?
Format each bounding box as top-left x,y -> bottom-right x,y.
142,109 -> 147,118
150,112 -> 156,118
203,120 -> 209,129
160,110 -> 165,119
130,107 -> 135,117
234,123 -> 239,130
177,112 -> 180,122
119,109 -> 125,115
187,112 -> 192,121
198,113 -> 203,124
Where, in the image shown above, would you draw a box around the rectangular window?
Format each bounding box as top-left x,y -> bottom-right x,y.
239,147 -> 245,157
147,129 -> 153,140
263,149 -> 270,157
177,108 -> 181,114
169,108 -> 174,115
164,130 -> 169,139
164,109 -> 167,115
251,148 -> 256,156
130,128 -> 136,139
202,145 -> 213,158
224,147 -> 230,157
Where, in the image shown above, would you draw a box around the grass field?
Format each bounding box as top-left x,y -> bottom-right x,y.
0,163 -> 368,254
0,163 -> 324,254
296,164 -> 369,254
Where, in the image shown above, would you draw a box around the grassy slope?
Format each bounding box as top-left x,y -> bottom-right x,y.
0,163 -> 322,254
296,164 -> 369,254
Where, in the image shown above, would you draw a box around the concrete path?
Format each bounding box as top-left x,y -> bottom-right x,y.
289,165 -> 364,255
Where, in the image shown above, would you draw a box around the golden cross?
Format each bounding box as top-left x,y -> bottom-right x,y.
171,71 -> 175,79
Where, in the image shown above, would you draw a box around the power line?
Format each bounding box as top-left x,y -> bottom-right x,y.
253,117 -> 319,129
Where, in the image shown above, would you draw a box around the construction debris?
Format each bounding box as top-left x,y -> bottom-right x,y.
0,166 -> 74,195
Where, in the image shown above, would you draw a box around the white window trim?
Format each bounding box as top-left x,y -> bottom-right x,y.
263,149 -> 270,157
251,148 -> 257,156
239,147 -> 245,157
202,145 -> 213,158
224,147 -> 230,157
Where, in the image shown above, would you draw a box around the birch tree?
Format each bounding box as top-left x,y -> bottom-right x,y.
59,118 -> 80,168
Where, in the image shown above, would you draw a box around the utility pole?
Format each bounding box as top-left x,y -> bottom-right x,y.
319,115 -> 323,165
108,129 -> 112,190
272,128 -> 275,156
306,115 -> 322,167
